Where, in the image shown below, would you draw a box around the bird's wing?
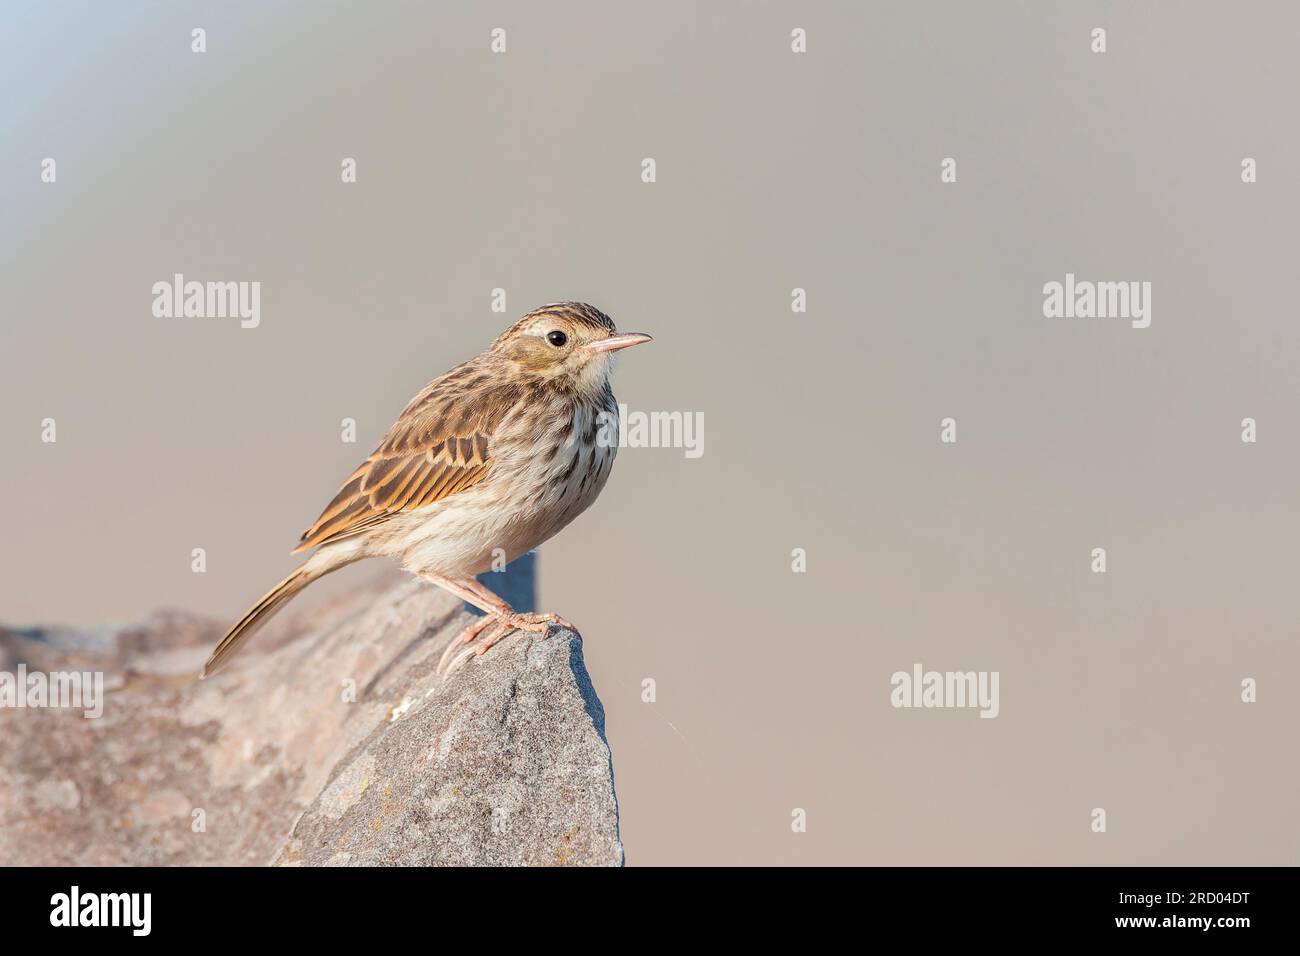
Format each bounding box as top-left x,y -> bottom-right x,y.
293,361 -> 510,553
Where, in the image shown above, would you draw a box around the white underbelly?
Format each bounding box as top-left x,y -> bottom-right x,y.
390,430 -> 616,577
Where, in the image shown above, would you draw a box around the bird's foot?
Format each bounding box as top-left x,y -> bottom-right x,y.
437,610 -> 576,679
435,612 -> 496,676
503,610 -> 577,634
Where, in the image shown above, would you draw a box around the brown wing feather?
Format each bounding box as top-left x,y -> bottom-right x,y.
292,357 -> 510,553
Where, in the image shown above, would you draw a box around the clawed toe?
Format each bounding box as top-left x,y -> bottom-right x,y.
436,613 -> 495,676
436,610 -> 577,679
510,612 -> 576,634
441,619 -> 512,678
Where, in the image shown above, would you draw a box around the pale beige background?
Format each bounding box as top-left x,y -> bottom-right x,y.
3,1 -> 1298,865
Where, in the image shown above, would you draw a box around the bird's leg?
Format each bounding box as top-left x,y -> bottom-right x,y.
434,575 -> 579,678
456,576 -> 516,615
418,572 -> 499,614
418,572 -> 509,675
458,576 -> 578,634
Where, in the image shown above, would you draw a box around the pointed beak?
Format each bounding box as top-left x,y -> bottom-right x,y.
584,332 -> 653,354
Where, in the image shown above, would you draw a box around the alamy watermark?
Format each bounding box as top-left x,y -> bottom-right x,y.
50,886 -> 150,936
152,273 -> 260,328
0,665 -> 104,718
1043,272 -> 1150,329
596,404 -> 704,459
890,663 -> 999,719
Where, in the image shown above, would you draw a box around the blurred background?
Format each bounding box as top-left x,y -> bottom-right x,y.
2,0 -> 1298,864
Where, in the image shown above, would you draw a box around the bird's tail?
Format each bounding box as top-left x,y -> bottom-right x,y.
201,557 -> 343,679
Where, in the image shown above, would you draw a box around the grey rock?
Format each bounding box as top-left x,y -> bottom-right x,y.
0,579 -> 622,866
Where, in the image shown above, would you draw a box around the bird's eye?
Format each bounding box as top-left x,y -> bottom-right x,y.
546,330 -> 568,347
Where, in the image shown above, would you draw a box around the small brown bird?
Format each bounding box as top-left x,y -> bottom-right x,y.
202,302 -> 651,679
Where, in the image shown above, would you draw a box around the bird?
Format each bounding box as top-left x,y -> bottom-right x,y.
201,302 -> 651,680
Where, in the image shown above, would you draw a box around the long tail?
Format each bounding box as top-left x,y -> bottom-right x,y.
201,559 -> 341,679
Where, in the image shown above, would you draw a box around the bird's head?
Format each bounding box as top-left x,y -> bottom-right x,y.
491,302 -> 652,396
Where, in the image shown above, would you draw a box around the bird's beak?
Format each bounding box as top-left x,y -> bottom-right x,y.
584,332 -> 653,354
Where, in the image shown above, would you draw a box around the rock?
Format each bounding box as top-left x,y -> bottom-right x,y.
0,578 -> 622,866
